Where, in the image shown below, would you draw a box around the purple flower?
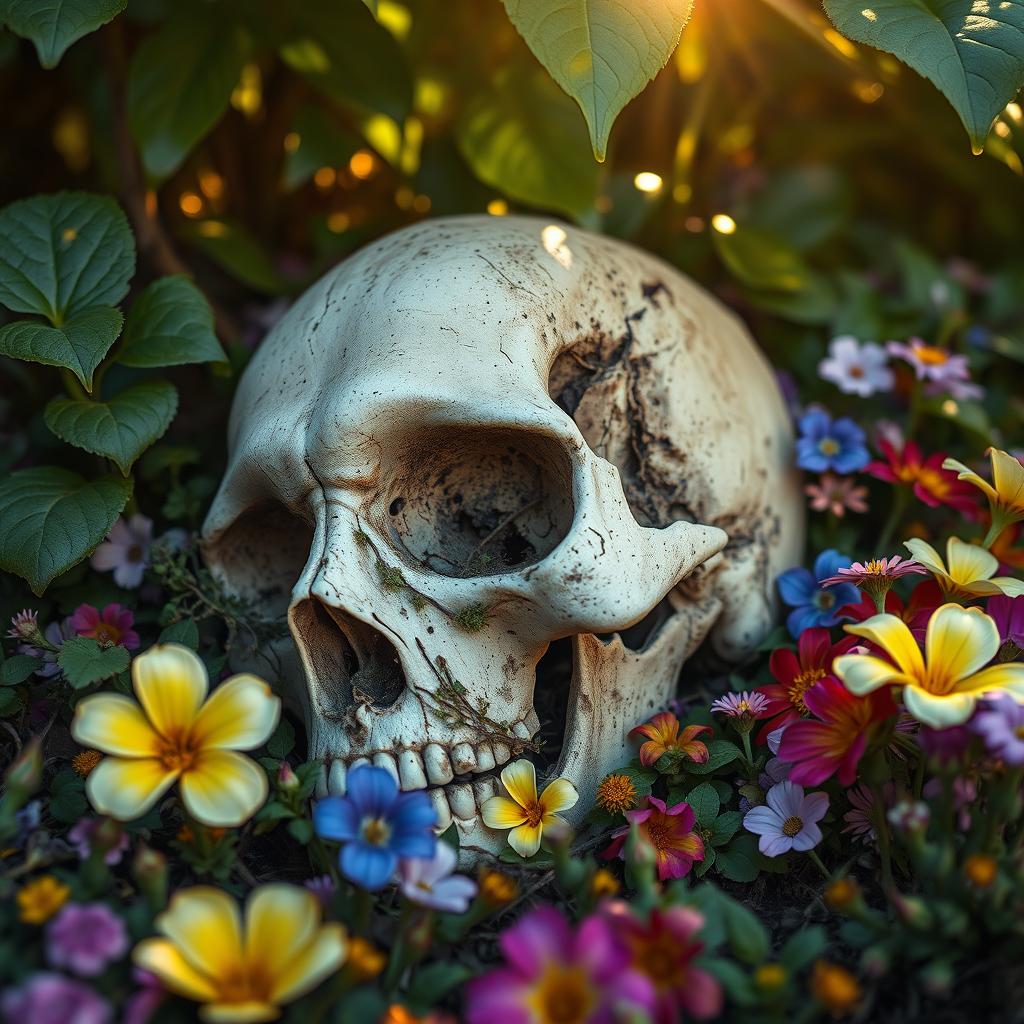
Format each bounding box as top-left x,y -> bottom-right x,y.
917,724 -> 973,762
313,764 -> 436,890
304,874 -> 337,907
2,972 -> 111,1024
46,903 -> 129,977
18,619 -> 74,679
988,595 -> 1024,649
90,515 -> 153,588
796,409 -> 870,474
777,549 -> 860,638
972,695 -> 1024,765
122,969 -> 165,1024
743,780 -> 828,857
818,336 -> 894,397
399,840 -> 477,912
886,338 -> 983,400
67,818 -> 130,866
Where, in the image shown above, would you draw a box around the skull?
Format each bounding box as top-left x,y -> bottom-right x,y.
201,216 -> 803,856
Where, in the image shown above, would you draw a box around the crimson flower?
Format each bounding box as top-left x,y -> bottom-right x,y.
68,604 -> 139,651
629,712 -> 710,768
840,578 -> 942,641
866,437 -> 978,515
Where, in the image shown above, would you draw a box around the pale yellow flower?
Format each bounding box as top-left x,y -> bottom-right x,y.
834,603 -> 1024,728
72,644 -> 280,826
944,449 -> 1024,543
481,759 -> 578,857
904,536 -> 1024,600
134,884 -> 346,1022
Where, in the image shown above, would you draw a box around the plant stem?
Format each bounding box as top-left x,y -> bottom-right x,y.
870,783 -> 894,891
740,730 -> 754,770
809,849 -> 831,880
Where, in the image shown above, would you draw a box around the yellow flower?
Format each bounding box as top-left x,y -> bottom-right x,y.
595,773 -> 638,814
72,644 -> 280,826
903,537 -> 1024,600
810,960 -> 861,1016
17,875 -> 71,924
134,884 -> 347,1023
944,449 -> 1024,543
834,603 -> 1024,728
481,759 -> 578,858
478,868 -> 518,906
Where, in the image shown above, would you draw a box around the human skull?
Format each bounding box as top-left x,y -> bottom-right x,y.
201,216 -> 803,856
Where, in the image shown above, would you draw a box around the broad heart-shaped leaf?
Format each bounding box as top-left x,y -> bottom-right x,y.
2,0 -> 125,68
127,14 -> 251,180
0,467 -> 131,594
44,379 -> 179,475
824,0 -> 1024,151
0,306 -> 123,390
0,192 -> 135,322
118,276 -> 225,367
501,0 -> 694,160
58,637 -> 130,688
458,61 -> 600,218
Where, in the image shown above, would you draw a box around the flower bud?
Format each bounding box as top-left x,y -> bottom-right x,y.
133,844 -> 168,909
919,960 -> 953,999
277,761 -> 299,790
810,961 -> 861,1016
5,737 -> 43,803
860,944 -> 891,978
755,963 -> 787,992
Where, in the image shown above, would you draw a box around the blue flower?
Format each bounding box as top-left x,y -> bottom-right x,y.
795,409 -> 869,474
313,764 -> 436,890
777,549 -> 860,638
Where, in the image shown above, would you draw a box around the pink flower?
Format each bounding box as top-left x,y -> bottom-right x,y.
710,690 -> 770,719
805,474 -> 869,517
743,780 -> 828,857
122,969 -> 166,1024
399,841 -> 477,913
886,338 -> 983,399
821,556 -> 927,589
818,336 -> 894,396
7,608 -> 39,641
68,604 -> 139,651
604,798 -> 705,880
46,903 -> 129,976
90,515 -> 153,588
2,972 -> 110,1024
465,906 -> 655,1024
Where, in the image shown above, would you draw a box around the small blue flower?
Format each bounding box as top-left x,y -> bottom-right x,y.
313,764 -> 436,890
795,409 -> 869,474
777,549 -> 860,638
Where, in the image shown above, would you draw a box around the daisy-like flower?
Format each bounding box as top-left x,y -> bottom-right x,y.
887,338 -> 983,398
821,556 -> 928,612
904,536 -> 1024,600
834,603 -> 1024,727
629,712 -> 710,768
795,409 -> 870,474
134,884 -> 347,1023
399,842 -> 477,913
595,773 -> 639,814
743,780 -> 828,857
90,515 -> 154,588
755,628 -> 858,742
710,690 -> 771,729
842,782 -> 882,842
71,644 -> 280,826
943,448 -> 1024,547
481,760 -> 578,858
69,603 -> 140,651
805,474 -> 869,517
818,336 -> 894,396
866,438 -> 978,515
7,608 -> 40,642
604,798 -> 704,880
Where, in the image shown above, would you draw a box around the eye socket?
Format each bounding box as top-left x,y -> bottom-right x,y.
384,427 -> 574,578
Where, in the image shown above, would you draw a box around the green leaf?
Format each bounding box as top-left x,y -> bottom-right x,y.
44,379 -> 178,475
159,618 -> 199,649
458,61 -> 600,218
267,718 -> 296,760
0,687 -> 22,717
0,467 -> 132,594
0,655 -> 38,685
180,220 -> 293,295
684,739 -> 741,775
0,192 -> 135,322
49,768 -> 87,822
686,782 -> 720,828
715,833 -> 762,885
118,276 -> 225,367
823,0 -> 1024,151
781,925 -> 827,970
710,809 -> 742,846
288,817 -> 314,844
127,14 -> 251,179
58,636 -> 130,688
502,0 -> 693,160
2,0 -> 126,68
406,962 -> 473,1013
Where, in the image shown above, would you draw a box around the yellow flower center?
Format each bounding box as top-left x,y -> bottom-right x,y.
818,438 -> 840,456
90,624 -> 121,647
914,344 -> 950,366
361,817 -> 392,846
218,964 -> 272,1004
157,731 -> 199,773
863,560 -> 887,574
914,467 -> 951,498
72,749 -> 102,776
595,774 -> 637,813
523,799 -> 544,829
782,815 -> 803,837
629,934 -> 685,988
529,965 -> 594,1024
787,668 -> 825,714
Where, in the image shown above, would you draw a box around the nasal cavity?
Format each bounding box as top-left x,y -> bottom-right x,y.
290,598 -> 407,714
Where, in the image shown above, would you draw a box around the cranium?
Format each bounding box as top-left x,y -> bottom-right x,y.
201,215 -> 803,856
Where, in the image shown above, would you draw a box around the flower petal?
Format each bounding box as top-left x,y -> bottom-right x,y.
766,780 -> 802,818
133,937 -> 219,1001
925,603 -> 1000,685
345,764 -> 398,816
903,538 -> 945,574
952,663 -> 1024,698
844,612 -> 924,677
133,644 -> 209,738
481,796 -> 528,829
539,777 -> 578,815
341,841 -> 395,890
742,806 -> 782,836
499,759 -> 537,809
508,822 -> 543,858
191,675 -> 280,751
71,693 -> 160,757
245,884 -> 319,975
157,887 -> 244,980
833,653 -> 909,696
270,922 -> 347,1004
180,749 -> 268,827
201,1003 -> 280,1024
313,796 -> 359,842
902,686 -> 978,728
990,449 -> 1024,509
945,536 -> 998,584
86,756 -> 177,821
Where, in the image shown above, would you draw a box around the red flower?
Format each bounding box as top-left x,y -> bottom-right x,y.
778,677 -> 896,786
604,798 -> 704,880
68,604 -> 139,651
866,437 -> 978,515
755,628 -> 857,743
629,712 -> 710,768
840,578 -> 941,641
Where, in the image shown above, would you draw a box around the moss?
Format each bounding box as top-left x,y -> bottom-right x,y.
376,559 -> 407,591
454,602 -> 490,632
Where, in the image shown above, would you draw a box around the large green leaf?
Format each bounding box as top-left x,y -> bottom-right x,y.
501,0 -> 693,160
44,379 -> 178,475
118,276 -> 225,367
823,0 -> 1024,151
127,14 -> 251,179
0,306 -> 123,390
458,62 -> 600,218
0,467 -> 132,594
0,192 -> 134,322
2,0 -> 126,68
58,637 -> 130,688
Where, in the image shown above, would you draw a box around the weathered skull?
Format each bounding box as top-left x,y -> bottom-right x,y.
201,216 -> 803,855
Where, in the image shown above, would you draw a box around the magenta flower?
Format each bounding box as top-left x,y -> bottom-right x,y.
464,906 -> 655,1024
818,336 -> 894,396
604,798 -> 704,880
743,780 -> 828,857
68,818 -> 130,866
2,972 -> 111,1023
988,594 -> 1024,648
68,604 -> 139,651
46,903 -> 129,976
122,969 -> 166,1024
399,840 -> 477,913
90,515 -> 154,588
972,695 -> 1024,764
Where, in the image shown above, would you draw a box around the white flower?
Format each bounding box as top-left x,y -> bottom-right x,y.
90,515 -> 153,588
743,780 -> 828,857
818,336 -> 894,397
399,841 -> 477,912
